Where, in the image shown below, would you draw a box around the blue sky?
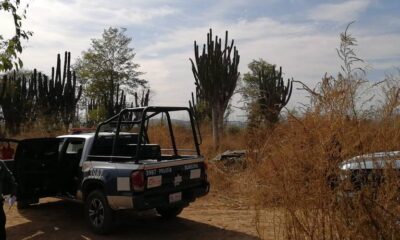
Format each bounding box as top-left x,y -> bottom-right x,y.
1,0 -> 400,120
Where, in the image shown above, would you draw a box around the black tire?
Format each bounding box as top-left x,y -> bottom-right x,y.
84,190 -> 115,234
156,206 -> 184,219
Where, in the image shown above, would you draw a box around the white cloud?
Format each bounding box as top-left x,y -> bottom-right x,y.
308,0 -> 371,23
16,0 -> 179,74
2,0 -> 399,120
0,12 -> 16,39
138,17 -> 336,112
358,35 -> 400,62
137,16 -> 400,116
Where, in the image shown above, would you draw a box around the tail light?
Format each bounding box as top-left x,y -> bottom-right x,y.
203,162 -> 208,170
131,170 -> 145,192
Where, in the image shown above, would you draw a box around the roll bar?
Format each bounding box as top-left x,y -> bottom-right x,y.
92,106 -> 201,163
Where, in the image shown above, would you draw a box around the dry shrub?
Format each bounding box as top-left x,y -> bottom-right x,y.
200,122 -> 247,190
249,113 -> 400,240
242,23 -> 400,240
11,127 -> 66,139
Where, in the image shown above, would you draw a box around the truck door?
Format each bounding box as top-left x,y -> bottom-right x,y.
14,138 -> 61,200
58,137 -> 85,195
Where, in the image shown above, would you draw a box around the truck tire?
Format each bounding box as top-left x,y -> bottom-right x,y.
156,206 -> 184,219
84,190 -> 115,234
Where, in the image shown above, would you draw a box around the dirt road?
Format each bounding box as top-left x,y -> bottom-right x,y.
5,192 -> 264,240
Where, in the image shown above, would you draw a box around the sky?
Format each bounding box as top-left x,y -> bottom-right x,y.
1,0 -> 400,121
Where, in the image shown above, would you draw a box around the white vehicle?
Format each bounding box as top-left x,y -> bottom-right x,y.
339,151 -> 400,191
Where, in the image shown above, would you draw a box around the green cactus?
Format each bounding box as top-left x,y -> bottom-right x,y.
60,52 -> 83,130
114,87 -> 127,114
190,29 -> 240,147
134,89 -> 150,107
189,86 -> 211,124
87,88 -> 149,125
0,71 -> 37,134
242,59 -> 293,126
37,52 -> 82,130
257,66 -> 293,124
0,51 -> 82,134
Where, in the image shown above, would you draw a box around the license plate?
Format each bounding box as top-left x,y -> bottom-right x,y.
147,175 -> 162,188
169,192 -> 182,203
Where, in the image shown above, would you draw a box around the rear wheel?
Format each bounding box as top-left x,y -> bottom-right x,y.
84,190 -> 115,234
156,206 -> 184,219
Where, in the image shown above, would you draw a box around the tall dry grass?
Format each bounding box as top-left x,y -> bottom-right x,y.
232,25 -> 400,239
203,66 -> 400,239
246,113 -> 400,239
7,96 -> 400,240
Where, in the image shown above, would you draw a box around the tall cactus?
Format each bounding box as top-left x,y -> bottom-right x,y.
189,92 -> 199,122
0,71 -> 37,134
87,88 -> 149,125
130,89 -> 150,121
134,89 -> 150,107
37,52 -> 82,130
188,84 -> 211,123
60,52 -> 83,130
0,51 -> 82,134
87,98 -> 101,126
114,87 -> 127,114
190,29 -> 240,147
258,66 -> 293,124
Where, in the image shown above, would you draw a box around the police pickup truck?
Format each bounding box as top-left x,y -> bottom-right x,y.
11,106 -> 210,234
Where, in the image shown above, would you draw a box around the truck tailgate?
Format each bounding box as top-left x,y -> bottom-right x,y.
143,160 -> 206,193
130,159 -> 208,210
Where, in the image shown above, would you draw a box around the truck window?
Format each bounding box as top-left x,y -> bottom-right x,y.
146,111 -> 197,157
66,140 -> 85,154
60,139 -> 85,170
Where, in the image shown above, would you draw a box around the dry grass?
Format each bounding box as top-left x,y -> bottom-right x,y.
205,114 -> 400,240
8,107 -> 400,240
188,103 -> 400,240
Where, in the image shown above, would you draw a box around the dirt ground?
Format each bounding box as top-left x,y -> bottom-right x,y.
4,191 -> 273,240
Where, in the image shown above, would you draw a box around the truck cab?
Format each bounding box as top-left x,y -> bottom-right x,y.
12,106 -> 210,234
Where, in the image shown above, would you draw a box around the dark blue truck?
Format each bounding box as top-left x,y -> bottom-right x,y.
6,106 -> 209,234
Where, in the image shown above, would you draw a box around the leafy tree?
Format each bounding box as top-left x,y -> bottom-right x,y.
190,29 -> 240,148
75,27 -> 146,119
0,0 -> 32,71
241,59 -> 293,126
242,59 -> 274,105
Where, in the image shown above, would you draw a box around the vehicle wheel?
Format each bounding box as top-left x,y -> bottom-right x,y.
85,190 -> 115,234
156,206 -> 184,219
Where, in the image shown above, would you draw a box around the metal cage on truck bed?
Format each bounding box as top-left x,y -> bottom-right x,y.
89,106 -> 202,163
